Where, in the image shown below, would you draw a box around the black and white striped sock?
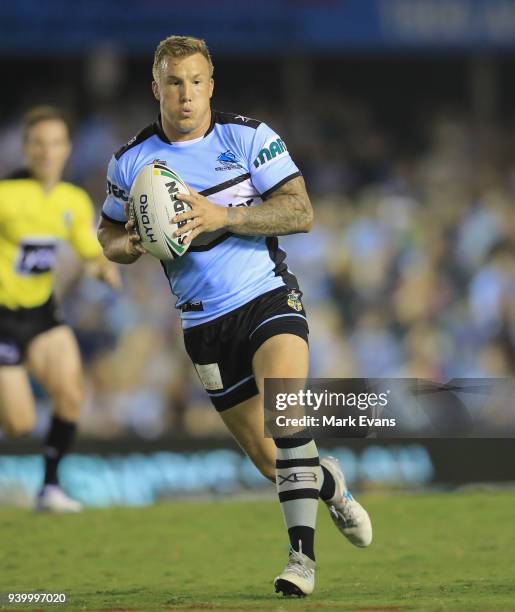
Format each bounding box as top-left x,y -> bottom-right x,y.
275,436 -> 322,561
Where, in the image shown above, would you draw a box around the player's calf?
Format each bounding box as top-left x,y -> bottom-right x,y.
42,416 -> 78,486
249,453 -> 275,483
50,380 -> 83,422
273,435 -> 321,596
34,415 -> 82,513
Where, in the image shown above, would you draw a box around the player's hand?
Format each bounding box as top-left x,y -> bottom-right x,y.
98,258 -> 123,291
173,188 -> 228,245
84,255 -> 123,291
124,201 -> 147,256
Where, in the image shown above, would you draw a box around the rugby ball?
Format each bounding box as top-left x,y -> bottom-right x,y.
129,162 -> 192,260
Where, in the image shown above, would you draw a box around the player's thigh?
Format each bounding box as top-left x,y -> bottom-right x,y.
0,366 -> 36,437
219,334 -> 309,480
252,333 -> 309,394
252,333 -> 309,437
219,393 -> 276,482
26,325 -> 83,417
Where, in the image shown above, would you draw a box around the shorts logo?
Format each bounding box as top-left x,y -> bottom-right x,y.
287,289 -> 303,312
0,341 -> 20,365
215,150 -> 244,172
194,362 -> 223,391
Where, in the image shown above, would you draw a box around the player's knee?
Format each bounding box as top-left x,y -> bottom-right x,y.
2,413 -> 36,438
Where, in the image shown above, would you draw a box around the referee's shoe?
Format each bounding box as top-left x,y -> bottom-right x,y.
35,485 -> 82,513
321,456 -> 372,547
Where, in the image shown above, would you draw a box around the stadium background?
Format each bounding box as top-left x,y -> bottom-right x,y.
0,0 -> 514,507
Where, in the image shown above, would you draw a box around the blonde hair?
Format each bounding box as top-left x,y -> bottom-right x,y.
22,106 -> 71,141
152,35 -> 214,80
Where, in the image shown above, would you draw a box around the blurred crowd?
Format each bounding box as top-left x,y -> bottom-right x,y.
1,85 -> 513,439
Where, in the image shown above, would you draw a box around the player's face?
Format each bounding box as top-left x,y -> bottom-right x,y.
23,119 -> 71,184
153,53 -> 214,141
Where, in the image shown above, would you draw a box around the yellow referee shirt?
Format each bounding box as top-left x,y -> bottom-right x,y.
0,172 -> 102,310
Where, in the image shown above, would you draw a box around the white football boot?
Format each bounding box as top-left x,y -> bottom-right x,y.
274,546 -> 316,597
35,485 -> 82,513
320,456 -> 372,547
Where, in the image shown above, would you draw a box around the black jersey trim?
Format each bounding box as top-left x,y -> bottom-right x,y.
115,111 -> 261,157
261,171 -> 302,201
153,115 -> 171,144
3,168 -> 32,180
199,173 -> 251,197
203,111 -> 216,138
154,111 -> 260,143
101,211 -> 125,225
188,231 -> 233,252
266,236 -> 299,290
114,123 -> 157,160
212,111 -> 261,130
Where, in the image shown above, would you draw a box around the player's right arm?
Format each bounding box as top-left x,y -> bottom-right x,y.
97,211 -> 145,264
97,156 -> 145,264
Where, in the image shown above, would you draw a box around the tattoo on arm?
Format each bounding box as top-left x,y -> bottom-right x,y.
225,176 -> 313,236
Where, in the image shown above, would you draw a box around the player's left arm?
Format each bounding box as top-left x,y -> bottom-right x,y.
70,190 -> 122,290
174,176 -> 313,244
226,175 -> 313,236
83,253 -> 122,291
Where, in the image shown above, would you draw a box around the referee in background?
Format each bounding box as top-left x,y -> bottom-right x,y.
0,106 -> 121,512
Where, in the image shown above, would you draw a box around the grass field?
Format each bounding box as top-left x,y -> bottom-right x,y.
1,492 -> 514,611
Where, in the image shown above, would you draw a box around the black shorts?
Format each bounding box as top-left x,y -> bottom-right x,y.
0,297 -> 62,366
183,286 -> 309,412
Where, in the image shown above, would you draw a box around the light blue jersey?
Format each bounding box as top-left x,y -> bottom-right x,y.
102,112 -> 301,328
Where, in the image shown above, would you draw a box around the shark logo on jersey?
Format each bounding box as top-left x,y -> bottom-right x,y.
215,150 -> 244,171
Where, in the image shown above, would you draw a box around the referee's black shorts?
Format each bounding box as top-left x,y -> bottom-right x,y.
183,286 -> 309,411
0,297 -> 63,366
